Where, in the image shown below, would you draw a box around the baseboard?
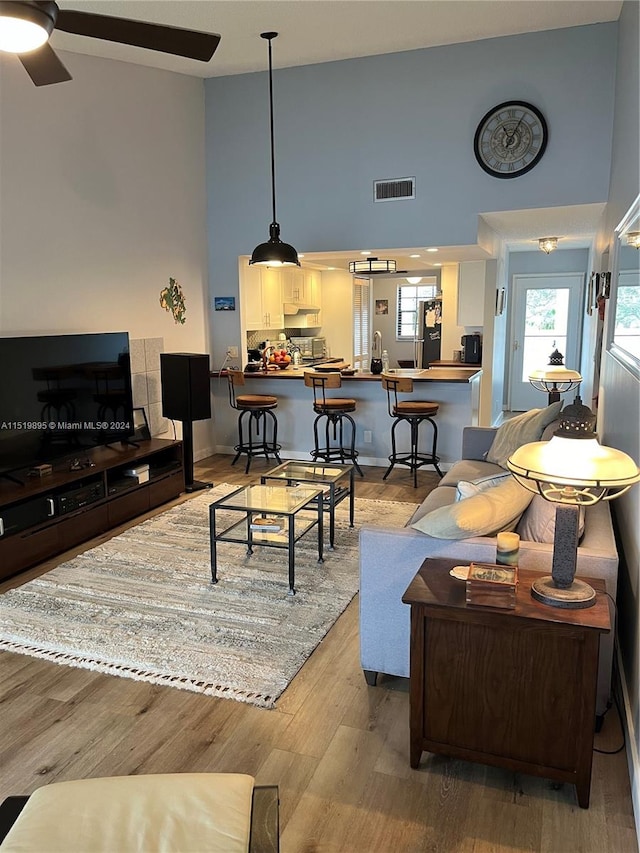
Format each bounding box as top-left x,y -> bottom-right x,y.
194,446 -> 215,463
617,644 -> 640,840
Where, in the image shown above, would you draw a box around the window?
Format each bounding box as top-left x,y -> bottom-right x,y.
353,276 -> 371,370
396,280 -> 438,339
608,195 -> 640,376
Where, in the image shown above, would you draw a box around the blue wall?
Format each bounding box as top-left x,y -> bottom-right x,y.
205,23 -> 617,362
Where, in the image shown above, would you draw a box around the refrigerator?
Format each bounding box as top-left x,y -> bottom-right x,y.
416,298 -> 442,367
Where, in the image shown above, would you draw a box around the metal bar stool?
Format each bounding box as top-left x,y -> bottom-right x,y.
304,371 -> 363,476
227,369 -> 282,473
381,373 -> 443,487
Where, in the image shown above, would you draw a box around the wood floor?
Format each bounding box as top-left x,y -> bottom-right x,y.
0,455 -> 637,852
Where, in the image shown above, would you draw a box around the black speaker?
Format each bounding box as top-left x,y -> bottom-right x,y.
160,353 -> 212,422
160,353 -> 213,493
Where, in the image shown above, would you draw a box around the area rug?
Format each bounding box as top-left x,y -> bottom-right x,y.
0,485 -> 418,708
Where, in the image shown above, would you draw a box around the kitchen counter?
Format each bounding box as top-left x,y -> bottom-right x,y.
210,365 -> 482,470
213,366 -> 481,383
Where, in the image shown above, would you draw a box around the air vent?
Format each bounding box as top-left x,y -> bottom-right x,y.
373,177 -> 416,202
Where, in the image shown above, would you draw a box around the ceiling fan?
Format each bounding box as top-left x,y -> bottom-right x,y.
0,1 -> 221,86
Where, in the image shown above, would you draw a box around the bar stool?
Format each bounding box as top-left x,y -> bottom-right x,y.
304,371 -> 363,476
226,369 -> 281,473
381,373 -> 443,487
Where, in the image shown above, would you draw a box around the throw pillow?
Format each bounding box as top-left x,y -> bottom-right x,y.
485,401 -> 563,469
411,477 -> 534,539
517,494 -> 585,543
455,471 -> 512,501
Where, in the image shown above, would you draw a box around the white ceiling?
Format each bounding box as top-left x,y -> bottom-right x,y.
42,2 -> 621,264
50,1 -> 623,79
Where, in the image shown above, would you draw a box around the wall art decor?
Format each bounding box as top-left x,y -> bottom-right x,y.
160,277 -> 186,325
214,296 -> 236,311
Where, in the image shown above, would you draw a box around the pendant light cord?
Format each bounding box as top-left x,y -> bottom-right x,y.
263,32 -> 278,226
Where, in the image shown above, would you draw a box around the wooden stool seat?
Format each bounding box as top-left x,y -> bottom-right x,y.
314,398 -> 357,413
393,401 -> 439,417
236,394 -> 278,408
304,372 -> 363,476
381,374 -> 443,487
227,370 -> 281,473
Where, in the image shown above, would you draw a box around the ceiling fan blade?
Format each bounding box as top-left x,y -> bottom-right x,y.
55,10 -> 221,62
19,43 -> 72,86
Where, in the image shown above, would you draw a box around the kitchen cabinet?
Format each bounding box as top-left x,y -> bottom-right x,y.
457,261 -> 485,327
241,266 -> 284,330
282,268 -> 322,327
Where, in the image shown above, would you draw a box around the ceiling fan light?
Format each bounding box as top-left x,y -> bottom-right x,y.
0,3 -> 55,53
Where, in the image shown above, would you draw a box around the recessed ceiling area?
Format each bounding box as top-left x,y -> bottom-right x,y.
289,203 -> 606,272
45,0 -> 623,78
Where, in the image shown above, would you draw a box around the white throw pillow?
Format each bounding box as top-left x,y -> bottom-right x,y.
485,401 -> 563,469
411,477 -> 534,539
517,494 -> 585,543
455,472 -> 512,501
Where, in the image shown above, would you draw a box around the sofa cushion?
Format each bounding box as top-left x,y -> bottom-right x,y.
516,494 -> 585,543
439,459 -> 506,488
485,401 -> 563,468
456,471 -> 512,501
410,477 -> 534,539
406,485 -> 457,525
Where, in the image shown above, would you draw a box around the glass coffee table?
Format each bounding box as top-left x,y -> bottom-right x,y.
260,461 -> 354,549
209,483 -> 324,595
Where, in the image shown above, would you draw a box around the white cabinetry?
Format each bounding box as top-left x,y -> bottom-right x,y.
241,266 -> 283,330
282,269 -> 322,327
457,261 -> 485,327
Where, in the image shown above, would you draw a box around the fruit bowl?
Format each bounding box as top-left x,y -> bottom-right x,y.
277,362 -> 290,369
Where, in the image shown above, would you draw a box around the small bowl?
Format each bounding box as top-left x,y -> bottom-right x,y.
341,368 -> 356,376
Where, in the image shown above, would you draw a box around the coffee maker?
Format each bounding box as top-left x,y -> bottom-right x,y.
461,333 -> 482,364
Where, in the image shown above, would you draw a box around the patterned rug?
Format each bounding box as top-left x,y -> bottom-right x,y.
0,485 -> 417,708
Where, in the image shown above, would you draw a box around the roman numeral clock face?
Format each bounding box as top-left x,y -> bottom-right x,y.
474,101 -> 548,178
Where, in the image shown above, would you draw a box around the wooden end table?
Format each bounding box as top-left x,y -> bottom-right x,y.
402,558 -> 610,809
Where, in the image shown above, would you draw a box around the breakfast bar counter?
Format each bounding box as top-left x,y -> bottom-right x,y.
209,367 -> 482,470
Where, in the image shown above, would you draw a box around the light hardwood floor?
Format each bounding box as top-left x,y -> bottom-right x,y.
0,454 -> 637,853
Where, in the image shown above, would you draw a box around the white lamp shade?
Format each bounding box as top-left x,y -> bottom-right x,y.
507,435 -> 640,504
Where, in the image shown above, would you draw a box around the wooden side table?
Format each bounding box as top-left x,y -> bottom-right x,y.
402,558 -> 610,808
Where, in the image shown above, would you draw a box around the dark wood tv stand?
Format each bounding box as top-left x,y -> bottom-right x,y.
0,439 -> 184,582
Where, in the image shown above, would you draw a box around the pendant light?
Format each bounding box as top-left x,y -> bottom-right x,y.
250,32 -> 300,268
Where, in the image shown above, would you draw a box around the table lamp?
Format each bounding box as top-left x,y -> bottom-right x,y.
507,396 -> 640,608
529,348 -> 582,405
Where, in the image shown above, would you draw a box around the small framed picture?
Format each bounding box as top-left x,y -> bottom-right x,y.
375,299 -> 389,315
132,407 -> 151,441
214,296 -> 236,311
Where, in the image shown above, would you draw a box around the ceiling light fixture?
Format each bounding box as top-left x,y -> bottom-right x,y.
360,250 -> 371,255
539,236 -> 559,254
626,231 -> 640,249
0,2 -> 55,53
250,32 -> 300,268
348,257 -> 397,275
426,247 -> 439,253
406,277 -> 423,285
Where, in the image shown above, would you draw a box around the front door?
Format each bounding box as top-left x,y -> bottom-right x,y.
508,273 -> 584,411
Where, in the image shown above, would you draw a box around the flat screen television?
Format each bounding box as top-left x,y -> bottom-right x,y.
0,332 -> 134,477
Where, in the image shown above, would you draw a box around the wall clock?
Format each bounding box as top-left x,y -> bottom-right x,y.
474,101 -> 548,179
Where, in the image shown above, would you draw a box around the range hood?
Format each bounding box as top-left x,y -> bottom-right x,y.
283,302 -> 321,315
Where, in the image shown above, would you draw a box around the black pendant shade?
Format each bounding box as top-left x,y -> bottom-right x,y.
250,32 -> 300,268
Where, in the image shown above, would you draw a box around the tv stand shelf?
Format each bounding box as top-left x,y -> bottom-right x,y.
0,439 -> 184,582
